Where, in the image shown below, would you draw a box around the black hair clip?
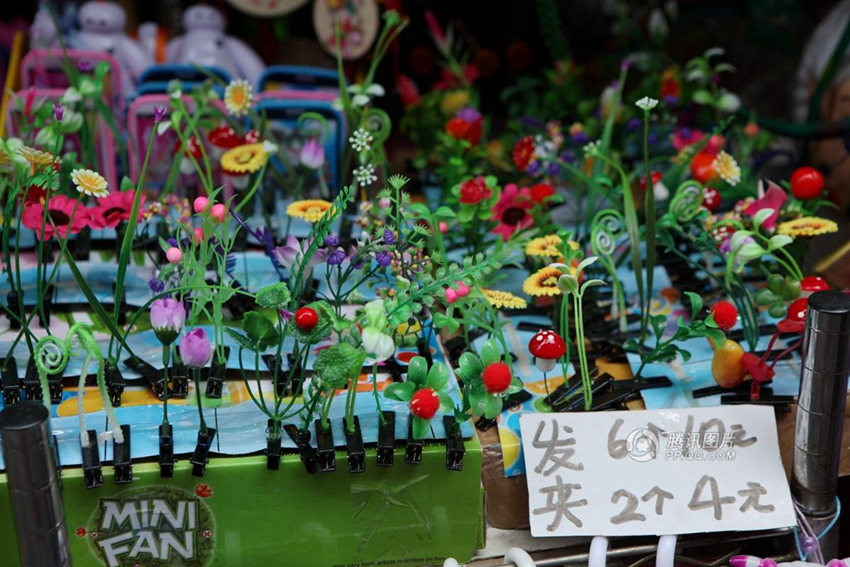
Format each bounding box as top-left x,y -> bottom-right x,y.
159,424 -> 174,478
343,417 -> 365,474
443,416 -> 465,471
405,416 -> 423,465
283,424 -> 317,474
205,347 -> 230,399
377,411 -> 395,467
105,362 -> 125,407
2,356 -> 20,405
171,362 -> 189,399
314,419 -> 336,473
113,425 -> 132,484
190,428 -> 216,477
81,430 -> 103,489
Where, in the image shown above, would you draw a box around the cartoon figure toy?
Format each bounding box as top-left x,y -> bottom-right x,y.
166,4 -> 264,86
29,5 -> 63,50
72,1 -> 152,95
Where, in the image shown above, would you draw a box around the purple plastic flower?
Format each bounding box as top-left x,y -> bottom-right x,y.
456,107 -> 481,122
382,228 -> 395,245
560,150 -> 576,164
149,278 -> 165,293
77,60 -> 92,73
324,234 -> 340,247
546,162 -> 560,177
299,138 -> 325,170
327,247 -> 346,265
274,235 -> 327,271
648,132 -> 659,146
150,297 -> 185,345
663,95 -> 679,106
572,131 -> 590,144
167,237 -> 178,247
153,105 -> 166,124
53,103 -> 64,123
375,251 -> 392,267
626,117 -> 641,131
179,328 -> 213,368
526,161 -> 541,176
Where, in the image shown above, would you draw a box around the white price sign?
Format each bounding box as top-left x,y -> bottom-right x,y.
520,406 -> 796,536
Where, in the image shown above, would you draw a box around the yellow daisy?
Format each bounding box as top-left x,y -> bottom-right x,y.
224,79 -> 253,117
523,266 -> 563,297
713,151 -> 740,186
481,288 -> 527,309
440,90 -> 470,115
525,235 -> 579,259
777,217 -> 839,237
70,168 -> 108,198
286,199 -> 334,223
220,143 -> 267,174
19,146 -> 54,173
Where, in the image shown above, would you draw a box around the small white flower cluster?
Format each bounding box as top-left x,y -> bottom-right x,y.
583,140 -> 601,156
635,96 -> 659,111
354,164 -> 377,187
349,128 -> 373,152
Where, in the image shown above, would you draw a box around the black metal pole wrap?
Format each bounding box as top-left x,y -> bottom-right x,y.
0,401 -> 71,566
792,290 -> 850,559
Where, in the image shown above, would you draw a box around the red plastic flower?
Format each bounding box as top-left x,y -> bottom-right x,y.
659,68 -> 681,99
482,362 -> 512,394
672,128 -> 705,152
743,182 -> 787,231
710,301 -> 738,330
410,387 -> 440,420
75,527 -> 87,538
530,183 -> 555,205
491,183 -> 534,241
512,136 -> 535,171
21,185 -> 49,205
396,75 -> 421,108
741,352 -> 775,383
22,194 -> 89,241
89,190 -> 145,229
445,116 -> 482,145
195,483 -> 213,498
459,176 -> 492,205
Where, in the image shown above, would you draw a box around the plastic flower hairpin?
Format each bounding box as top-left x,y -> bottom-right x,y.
385,356 -> 454,439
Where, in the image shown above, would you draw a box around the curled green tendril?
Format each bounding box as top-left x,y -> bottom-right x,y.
35,336 -> 69,407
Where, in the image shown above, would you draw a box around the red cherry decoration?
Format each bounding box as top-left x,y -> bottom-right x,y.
690,151 -> 717,184
710,300 -> 738,330
482,362 -> 513,394
410,387 -> 440,419
790,167 -> 824,201
702,186 -> 721,212
800,275 -> 830,294
294,307 -> 318,331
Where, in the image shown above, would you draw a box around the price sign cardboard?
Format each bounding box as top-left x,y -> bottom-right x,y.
520,406 -> 796,536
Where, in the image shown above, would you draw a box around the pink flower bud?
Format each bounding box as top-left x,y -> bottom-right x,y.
193,197 -> 209,214
194,227 -> 205,242
444,288 -> 458,304
439,221 -> 448,234
210,203 -> 227,222
166,247 -> 183,263
455,281 -> 470,297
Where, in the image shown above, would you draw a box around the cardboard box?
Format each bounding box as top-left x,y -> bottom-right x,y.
0,438 -> 484,567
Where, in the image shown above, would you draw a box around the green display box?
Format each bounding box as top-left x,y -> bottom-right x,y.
0,439 -> 484,567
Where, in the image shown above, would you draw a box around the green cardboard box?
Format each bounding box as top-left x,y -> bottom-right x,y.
0,438 -> 484,567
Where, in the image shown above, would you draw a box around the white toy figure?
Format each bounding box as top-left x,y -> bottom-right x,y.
72,1 -> 152,95
166,4 -> 264,87
30,5 -> 62,50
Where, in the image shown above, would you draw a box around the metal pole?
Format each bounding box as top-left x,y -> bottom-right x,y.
792,290 -> 850,559
0,401 -> 71,566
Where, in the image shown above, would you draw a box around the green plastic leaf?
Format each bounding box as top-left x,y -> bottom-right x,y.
438,392 -> 455,413
457,352 -> 483,383
384,381 -> 416,402
224,328 -> 255,351
577,256 -> 598,273
479,339 -> 501,366
407,203 -> 430,218
434,206 -> 457,219
255,283 -> 292,309
706,328 -> 726,348
412,415 -> 432,440
692,89 -> 714,105
407,356 -> 428,387
425,362 -> 449,391
243,312 -> 278,350
457,205 -> 475,223
505,377 -> 524,395
736,243 -> 766,261
728,230 -> 753,252
483,394 -> 503,419
557,274 -> 579,295
468,390 -> 486,416
684,291 -> 703,317
752,208 -> 774,230
314,343 -> 366,390
768,234 -> 793,251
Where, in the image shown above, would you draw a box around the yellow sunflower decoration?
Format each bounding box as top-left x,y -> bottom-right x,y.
713,151 -> 741,186
70,168 -> 109,198
220,143 -> 267,174
523,266 -> 563,297
224,79 -> 253,117
777,217 -> 839,237
525,235 -> 579,259
287,199 -> 334,223
481,289 -> 527,309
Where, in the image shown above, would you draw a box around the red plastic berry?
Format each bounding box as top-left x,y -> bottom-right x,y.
294,307 -> 318,331
702,186 -> 721,212
410,387 -> 440,420
710,301 -> 738,331
482,362 -> 512,394
790,167 -> 824,201
690,151 -> 716,184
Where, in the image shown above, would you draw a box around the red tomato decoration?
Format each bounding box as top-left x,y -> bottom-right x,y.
790,167 -> 824,200
410,387 -> 440,419
295,307 -> 318,331
482,362 -> 512,394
